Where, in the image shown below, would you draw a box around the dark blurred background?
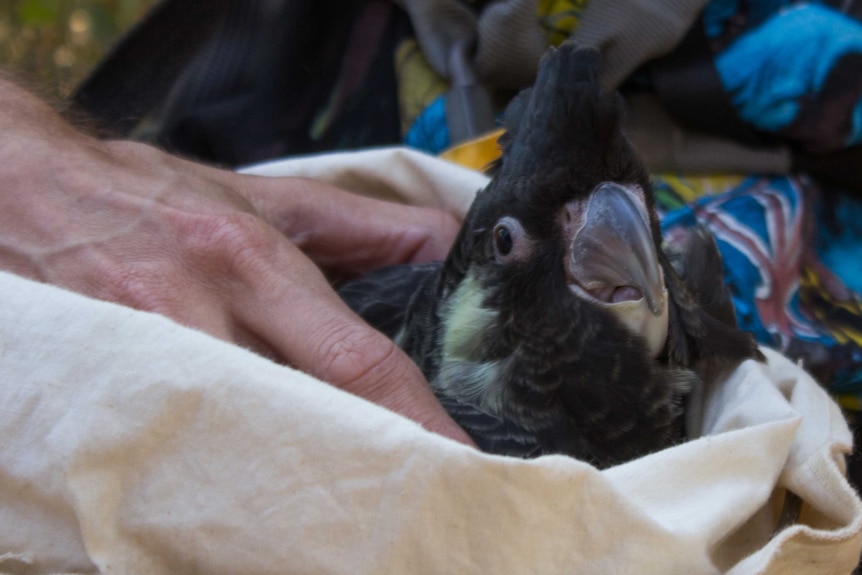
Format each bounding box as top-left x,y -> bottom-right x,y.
0,0 -> 157,97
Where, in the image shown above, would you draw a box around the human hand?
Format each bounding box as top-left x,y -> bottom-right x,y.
0,78 -> 474,446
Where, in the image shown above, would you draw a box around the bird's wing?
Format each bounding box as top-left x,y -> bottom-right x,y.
663,225 -> 765,366
436,395 -> 543,458
667,225 -> 738,327
338,262 -> 442,339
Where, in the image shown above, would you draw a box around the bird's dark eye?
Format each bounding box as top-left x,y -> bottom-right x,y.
490,216 -> 528,263
493,224 -> 513,257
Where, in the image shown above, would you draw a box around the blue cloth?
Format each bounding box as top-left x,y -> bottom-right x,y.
816,193 -> 862,295
710,2 -> 862,151
703,0 -> 790,38
404,95 -> 450,155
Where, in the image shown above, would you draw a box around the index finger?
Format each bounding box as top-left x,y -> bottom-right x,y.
238,175 -> 462,276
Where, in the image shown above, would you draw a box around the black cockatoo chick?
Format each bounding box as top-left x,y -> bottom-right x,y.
339,42 -> 763,468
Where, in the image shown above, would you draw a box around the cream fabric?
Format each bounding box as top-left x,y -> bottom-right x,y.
1,147 -> 860,574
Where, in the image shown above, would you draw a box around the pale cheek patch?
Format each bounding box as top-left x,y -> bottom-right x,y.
442,273 -> 498,362
437,272 -> 513,414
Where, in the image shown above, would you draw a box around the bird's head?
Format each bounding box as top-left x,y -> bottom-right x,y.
434,44 -> 674,447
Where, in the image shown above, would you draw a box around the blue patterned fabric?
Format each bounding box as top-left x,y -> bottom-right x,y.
404,95 -> 451,155
704,0 -> 794,38
708,2 -> 862,152
817,194 -> 862,295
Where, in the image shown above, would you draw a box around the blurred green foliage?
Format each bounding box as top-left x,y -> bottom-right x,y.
0,0 -> 158,97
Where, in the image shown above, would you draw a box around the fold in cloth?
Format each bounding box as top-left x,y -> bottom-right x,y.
1,147 -> 860,574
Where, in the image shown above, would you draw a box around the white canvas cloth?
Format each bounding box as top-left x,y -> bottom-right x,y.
1,147 -> 860,574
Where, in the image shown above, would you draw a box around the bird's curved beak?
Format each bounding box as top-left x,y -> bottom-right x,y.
563,182 -> 668,356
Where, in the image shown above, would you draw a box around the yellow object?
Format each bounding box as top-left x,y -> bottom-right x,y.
653,173 -> 747,203
537,0 -> 589,46
439,128 -> 505,172
837,394 -> 862,411
395,39 -> 449,136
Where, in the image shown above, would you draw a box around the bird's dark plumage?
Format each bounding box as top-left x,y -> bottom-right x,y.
339,43 -> 763,467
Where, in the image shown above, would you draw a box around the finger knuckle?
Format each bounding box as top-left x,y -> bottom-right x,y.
312,319 -> 408,396
186,213 -> 277,278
